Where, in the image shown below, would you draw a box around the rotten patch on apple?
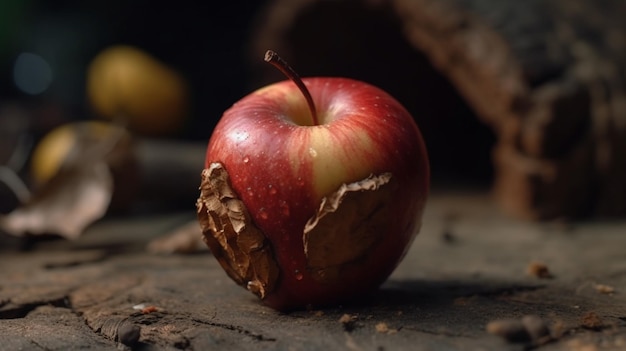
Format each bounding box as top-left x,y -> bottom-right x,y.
196,163 -> 279,299
303,173 -> 394,283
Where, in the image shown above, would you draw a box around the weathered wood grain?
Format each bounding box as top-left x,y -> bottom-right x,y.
1,191 -> 626,350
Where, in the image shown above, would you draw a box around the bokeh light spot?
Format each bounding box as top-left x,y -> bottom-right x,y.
13,52 -> 53,95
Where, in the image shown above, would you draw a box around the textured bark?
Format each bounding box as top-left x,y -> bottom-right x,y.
250,0 -> 626,219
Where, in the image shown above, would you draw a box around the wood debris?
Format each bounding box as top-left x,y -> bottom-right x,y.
580,312 -> 605,331
487,315 -> 552,345
339,314 -> 358,332
527,261 -> 554,279
593,284 -> 615,295
375,322 -> 398,334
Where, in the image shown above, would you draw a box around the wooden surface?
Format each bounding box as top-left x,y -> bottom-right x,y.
2,189 -> 626,350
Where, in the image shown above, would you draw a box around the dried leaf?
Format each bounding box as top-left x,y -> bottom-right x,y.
196,163 -> 279,299
303,173 -> 393,283
0,122 -> 136,239
0,161 -> 113,239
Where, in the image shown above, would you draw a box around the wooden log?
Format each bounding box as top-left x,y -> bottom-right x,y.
492,137 -> 595,220
133,139 -> 206,211
249,0 -> 626,219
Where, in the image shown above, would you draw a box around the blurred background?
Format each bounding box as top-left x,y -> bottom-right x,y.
0,0 -> 268,218
0,0 -> 265,139
1,0 -> 625,224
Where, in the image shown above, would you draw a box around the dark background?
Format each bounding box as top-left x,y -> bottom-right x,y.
0,0 -> 496,185
0,0 -> 265,139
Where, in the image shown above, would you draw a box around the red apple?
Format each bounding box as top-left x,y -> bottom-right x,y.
197,51 -> 429,311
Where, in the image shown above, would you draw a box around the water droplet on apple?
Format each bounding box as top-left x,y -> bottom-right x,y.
296,177 -> 305,187
234,131 -> 249,142
308,147 -> 318,158
246,187 -> 254,197
258,208 -> 268,220
294,270 -> 303,281
243,157 -> 250,163
268,185 -> 277,195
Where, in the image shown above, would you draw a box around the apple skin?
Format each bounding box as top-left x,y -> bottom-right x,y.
203,77 -> 429,311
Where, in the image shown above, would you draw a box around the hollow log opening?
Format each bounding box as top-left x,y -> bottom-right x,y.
250,0 -> 496,186
250,0 -> 626,220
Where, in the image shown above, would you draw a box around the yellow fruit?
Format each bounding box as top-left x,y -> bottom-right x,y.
87,45 -> 188,137
31,120 -> 139,211
31,120 -> 131,184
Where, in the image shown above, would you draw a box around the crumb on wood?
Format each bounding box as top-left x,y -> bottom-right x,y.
486,318 -> 530,343
486,315 -> 552,345
339,313 -> 356,324
132,303 -> 161,314
594,284 -> 615,295
141,306 -> 159,314
375,322 -> 389,333
312,310 -> 324,317
375,322 -> 398,334
580,311 -> 605,330
339,313 -> 358,332
527,261 -> 554,279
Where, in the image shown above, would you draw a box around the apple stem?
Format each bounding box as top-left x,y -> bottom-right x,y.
264,50 -> 319,126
